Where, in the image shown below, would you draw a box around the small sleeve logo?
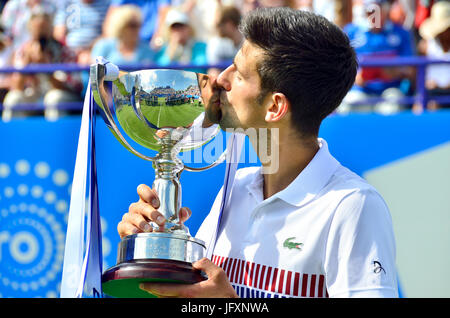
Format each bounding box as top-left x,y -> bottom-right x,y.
373,261 -> 386,274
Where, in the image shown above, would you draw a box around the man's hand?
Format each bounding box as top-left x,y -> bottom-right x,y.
139,258 -> 239,298
117,184 -> 191,238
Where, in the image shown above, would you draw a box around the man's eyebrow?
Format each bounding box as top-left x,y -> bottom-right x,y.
232,58 -> 242,74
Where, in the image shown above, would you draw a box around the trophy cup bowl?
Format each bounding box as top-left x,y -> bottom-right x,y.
90,63 -> 225,298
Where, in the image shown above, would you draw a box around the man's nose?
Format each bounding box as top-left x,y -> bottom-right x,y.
216,65 -> 232,91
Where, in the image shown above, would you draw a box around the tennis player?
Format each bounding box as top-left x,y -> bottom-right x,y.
119,7 -> 398,298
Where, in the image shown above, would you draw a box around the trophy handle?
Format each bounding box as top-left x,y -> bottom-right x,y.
90,63 -> 157,162
183,148 -> 227,172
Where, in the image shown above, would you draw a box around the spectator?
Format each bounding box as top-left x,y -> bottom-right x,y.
102,0 -> 171,50
91,5 -> 157,66
2,6 -> 82,122
206,5 -> 243,77
0,0 -> 58,104
415,1 -> 450,111
53,0 -> 111,65
1,0 -> 57,52
155,7 -> 207,72
339,0 -> 416,114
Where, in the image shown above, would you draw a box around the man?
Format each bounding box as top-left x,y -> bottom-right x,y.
118,7 -> 398,298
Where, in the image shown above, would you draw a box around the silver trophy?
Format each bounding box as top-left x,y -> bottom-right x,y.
90,63 -> 225,298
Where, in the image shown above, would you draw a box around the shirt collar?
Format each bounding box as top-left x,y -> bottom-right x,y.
246,138 -> 340,208
246,166 -> 264,204
275,138 -> 340,207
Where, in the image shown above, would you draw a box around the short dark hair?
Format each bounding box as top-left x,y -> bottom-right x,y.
239,7 -> 357,137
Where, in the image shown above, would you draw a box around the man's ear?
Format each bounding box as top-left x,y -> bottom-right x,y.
265,93 -> 290,123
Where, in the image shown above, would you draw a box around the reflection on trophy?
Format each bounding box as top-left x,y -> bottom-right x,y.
90,63 -> 225,298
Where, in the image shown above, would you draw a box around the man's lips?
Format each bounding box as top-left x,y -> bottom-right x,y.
211,91 -> 224,120
212,97 -> 222,123
202,91 -> 222,127
215,92 -> 224,121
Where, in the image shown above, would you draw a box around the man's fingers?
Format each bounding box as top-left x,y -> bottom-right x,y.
129,201 -> 165,226
178,207 -> 192,223
118,185 -> 195,239
139,258 -> 238,298
139,259 -> 212,298
137,184 -> 160,208
122,211 -> 152,232
118,221 -> 138,238
192,258 -> 219,277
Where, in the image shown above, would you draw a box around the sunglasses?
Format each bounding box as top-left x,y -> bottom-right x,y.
126,21 -> 141,29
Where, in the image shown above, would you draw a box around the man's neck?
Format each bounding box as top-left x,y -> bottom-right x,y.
250,130 -> 319,200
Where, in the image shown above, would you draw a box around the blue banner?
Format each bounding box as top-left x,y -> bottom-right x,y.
0,118 -> 79,297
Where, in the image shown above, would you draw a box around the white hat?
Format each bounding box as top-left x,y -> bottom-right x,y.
419,2 -> 450,40
165,8 -> 190,27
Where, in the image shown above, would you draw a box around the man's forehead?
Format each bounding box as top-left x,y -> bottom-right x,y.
236,40 -> 265,71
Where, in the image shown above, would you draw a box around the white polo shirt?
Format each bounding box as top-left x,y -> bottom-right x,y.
195,138 -> 398,298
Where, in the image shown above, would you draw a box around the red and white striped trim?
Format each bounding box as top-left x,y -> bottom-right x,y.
212,255 -> 328,298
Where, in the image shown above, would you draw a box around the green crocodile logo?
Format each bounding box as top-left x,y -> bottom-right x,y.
283,237 -> 303,250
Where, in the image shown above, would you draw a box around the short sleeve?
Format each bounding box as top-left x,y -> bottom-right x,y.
324,189 -> 399,298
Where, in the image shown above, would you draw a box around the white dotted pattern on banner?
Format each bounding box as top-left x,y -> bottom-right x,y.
0,159 -> 111,297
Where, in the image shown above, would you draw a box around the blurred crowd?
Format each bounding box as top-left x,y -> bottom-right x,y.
0,0 -> 448,121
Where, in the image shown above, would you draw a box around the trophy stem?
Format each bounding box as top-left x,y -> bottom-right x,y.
152,132 -> 185,232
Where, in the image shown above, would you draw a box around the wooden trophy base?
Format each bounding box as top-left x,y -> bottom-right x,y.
101,259 -> 207,298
